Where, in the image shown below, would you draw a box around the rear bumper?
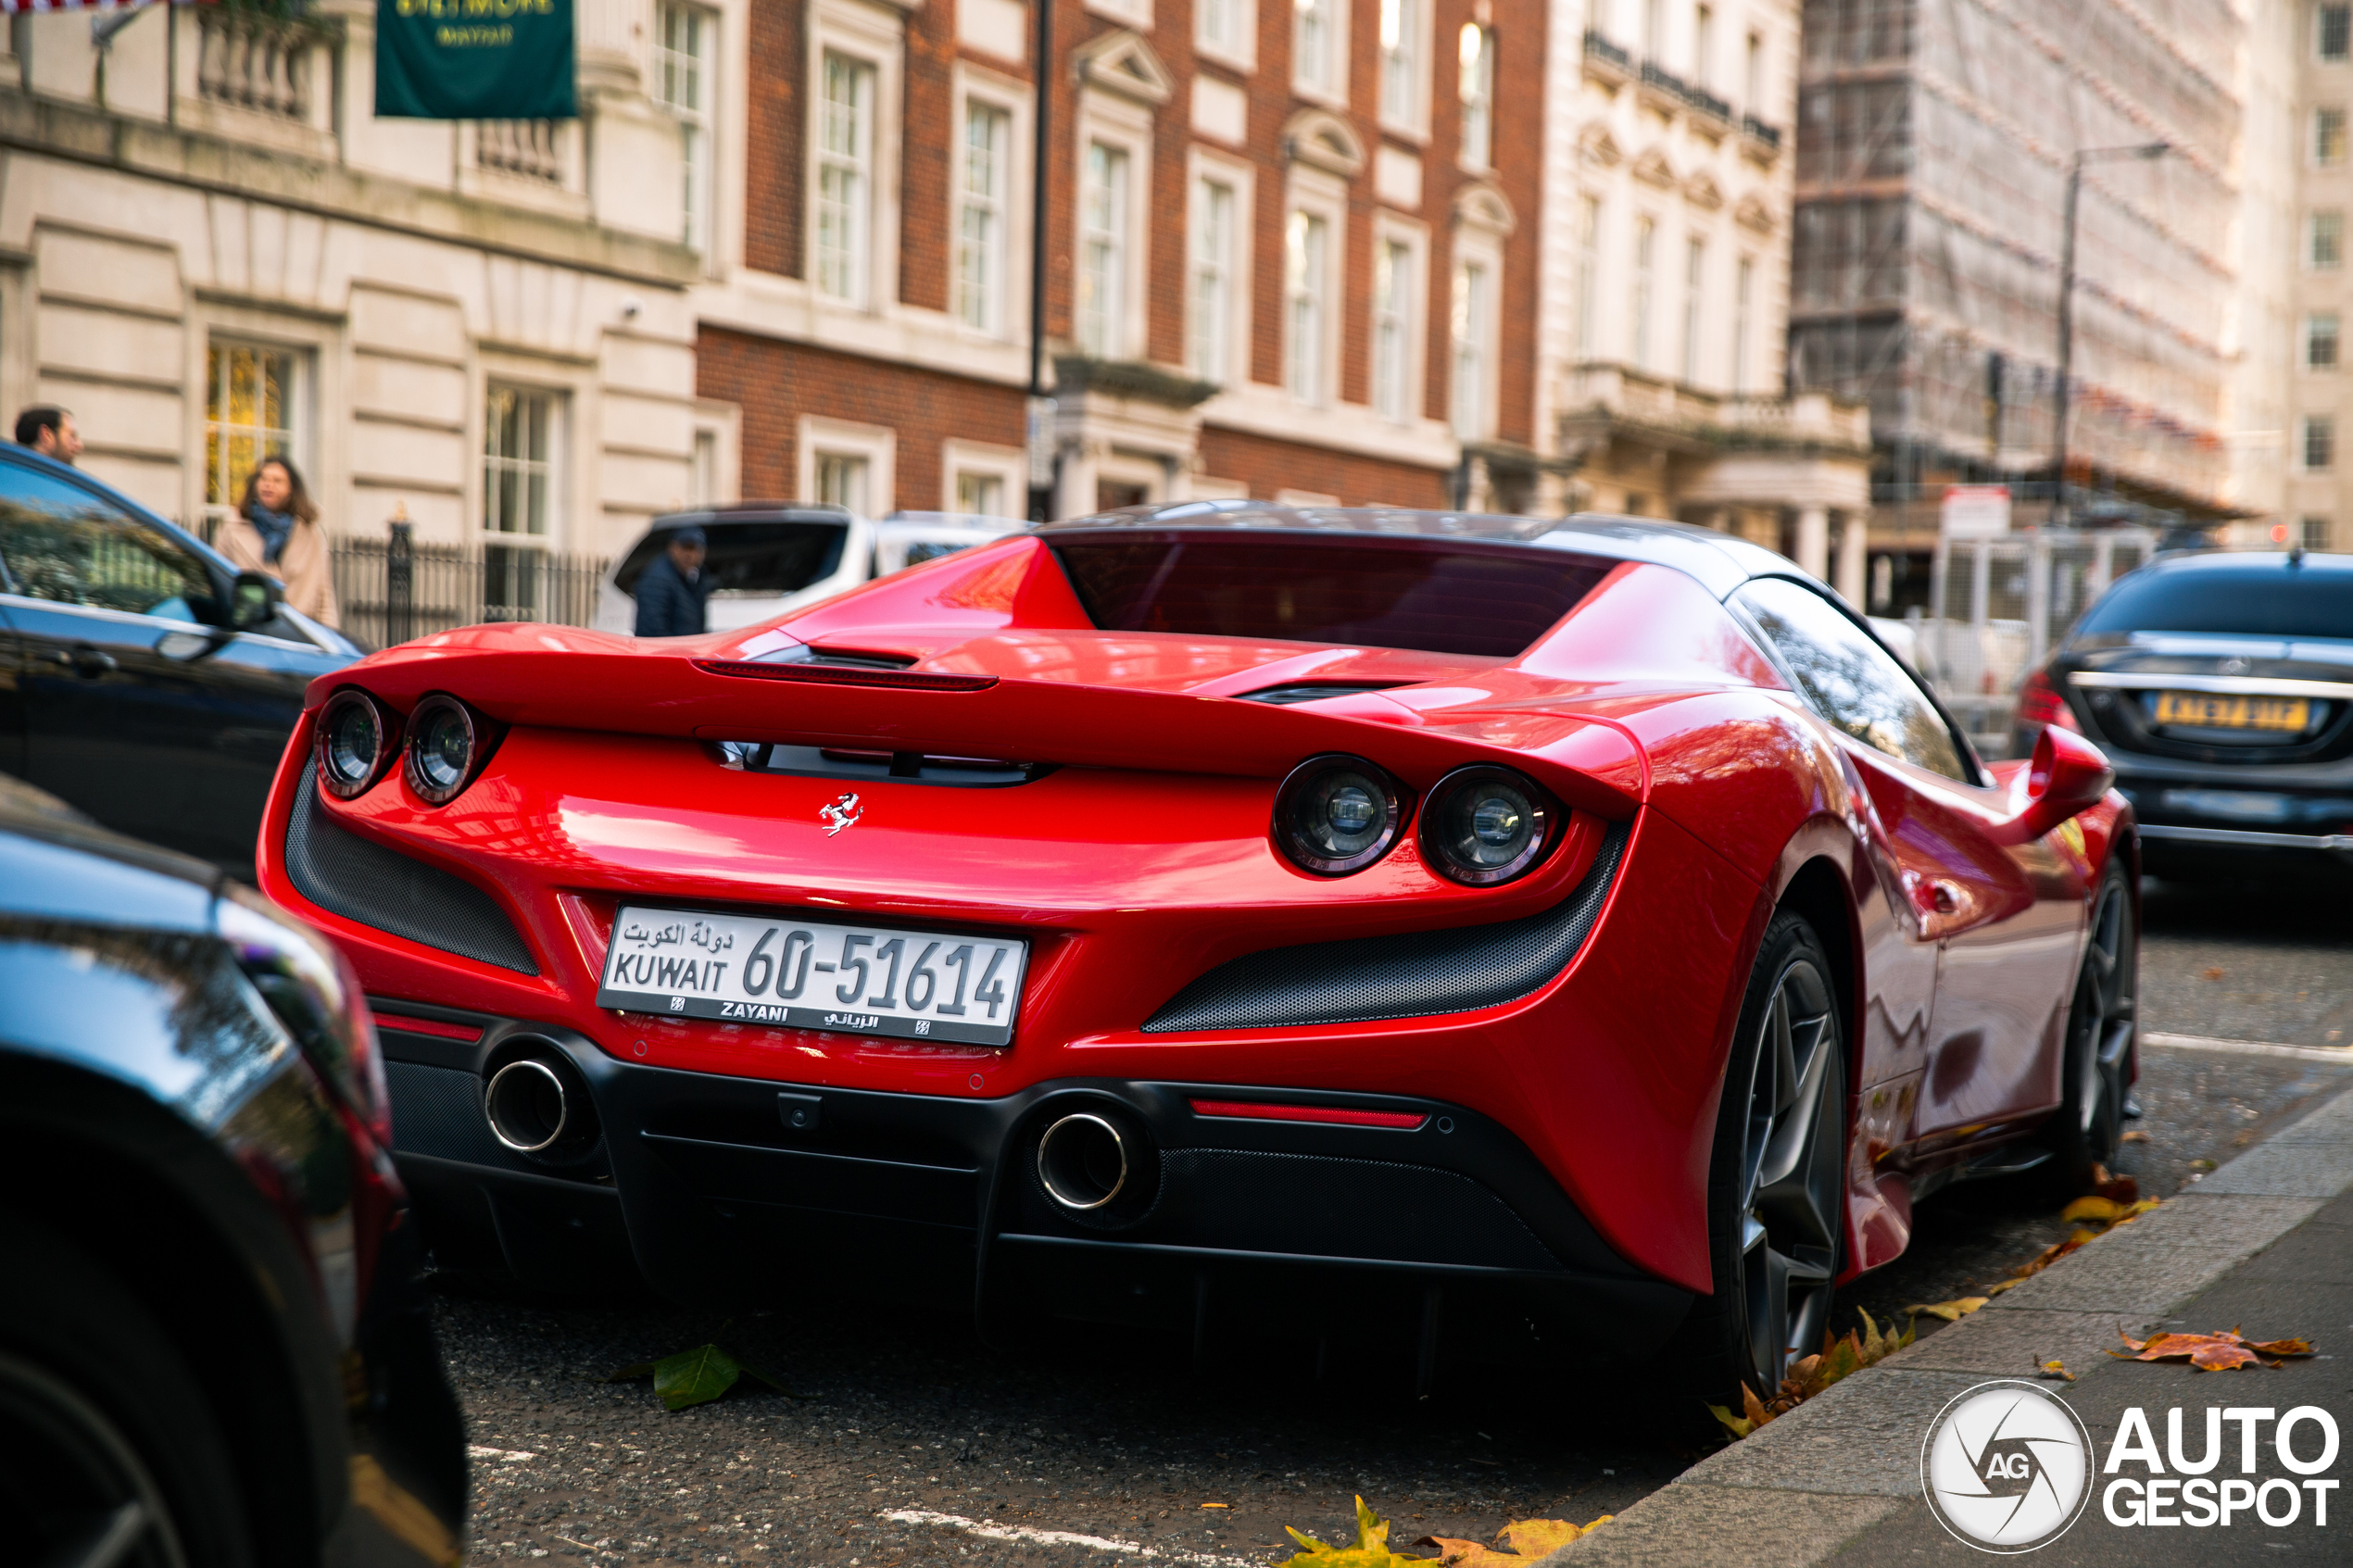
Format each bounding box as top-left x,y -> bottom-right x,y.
378,1007 -> 1692,1358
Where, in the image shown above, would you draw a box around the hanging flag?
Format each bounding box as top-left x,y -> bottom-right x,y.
375,0 -> 576,120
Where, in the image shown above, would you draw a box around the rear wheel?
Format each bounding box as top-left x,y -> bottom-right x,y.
1667,911 -> 1848,1410
0,1217 -> 252,1568
2038,861 -> 2135,1195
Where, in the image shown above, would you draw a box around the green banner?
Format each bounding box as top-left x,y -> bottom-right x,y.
376,0 -> 577,120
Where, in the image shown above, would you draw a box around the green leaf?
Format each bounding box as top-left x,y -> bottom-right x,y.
604,1361 -> 656,1382
1353,1495 -> 1390,1552
1706,1402 -> 1755,1439
651,1344 -> 743,1411
1284,1525 -> 1334,1555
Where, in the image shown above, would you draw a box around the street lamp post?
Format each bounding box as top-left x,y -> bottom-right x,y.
2051,141 -> 2171,525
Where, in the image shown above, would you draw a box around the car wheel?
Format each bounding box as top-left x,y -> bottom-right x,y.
1667,910 -> 1848,1410
0,1216 -> 253,1568
2037,860 -> 2135,1195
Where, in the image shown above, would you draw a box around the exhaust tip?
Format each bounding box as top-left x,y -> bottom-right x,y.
1036,1112 -> 1129,1211
485,1058 -> 574,1155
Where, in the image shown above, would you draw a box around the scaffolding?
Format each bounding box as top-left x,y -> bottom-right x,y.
1790,0 -> 2243,514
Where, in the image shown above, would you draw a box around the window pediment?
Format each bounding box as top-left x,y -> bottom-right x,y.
1631,146 -> 1677,188
1578,123 -> 1623,168
1282,107 -> 1366,177
1735,194 -> 1777,232
1683,172 -> 1724,210
1453,179 -> 1516,235
1073,30 -> 1175,105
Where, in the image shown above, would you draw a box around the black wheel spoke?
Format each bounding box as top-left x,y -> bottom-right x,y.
1738,955 -> 1843,1383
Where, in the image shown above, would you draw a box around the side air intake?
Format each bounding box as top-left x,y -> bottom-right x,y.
1142,820 -> 1630,1032
283,767 -> 540,974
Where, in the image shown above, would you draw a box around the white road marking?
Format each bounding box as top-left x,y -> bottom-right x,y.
881,1509 -> 1264,1566
468,1444 -> 538,1461
2143,1032 -> 2353,1063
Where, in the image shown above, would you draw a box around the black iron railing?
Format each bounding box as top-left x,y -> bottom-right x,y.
1583,29 -> 1631,69
329,526 -> 610,651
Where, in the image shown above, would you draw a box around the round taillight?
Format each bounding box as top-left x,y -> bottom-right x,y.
405,694 -> 484,806
315,690 -> 396,799
1420,766 -> 1559,885
1272,754 -> 1407,875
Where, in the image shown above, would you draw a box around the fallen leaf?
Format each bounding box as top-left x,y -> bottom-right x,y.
1411,1517 -> 1612,1565
2120,1130 -> 2151,1143
604,1344 -> 812,1411
2189,1159 -> 2217,1171
2093,1173 -> 2140,1203
2203,967 -> 2225,981
2061,1196 -> 2124,1224
1281,1495 -> 1419,1565
1909,1297 -> 1990,1322
2110,1327 -> 2317,1372
2037,1360 -> 2077,1382
1708,1310 -> 1917,1442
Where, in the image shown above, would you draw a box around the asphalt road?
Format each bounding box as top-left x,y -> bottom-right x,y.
434,873 -> 2353,1566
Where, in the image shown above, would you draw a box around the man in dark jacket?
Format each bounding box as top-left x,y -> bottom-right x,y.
633,524 -> 712,636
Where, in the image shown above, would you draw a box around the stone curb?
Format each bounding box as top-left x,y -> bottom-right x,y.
1532,1079 -> 2353,1568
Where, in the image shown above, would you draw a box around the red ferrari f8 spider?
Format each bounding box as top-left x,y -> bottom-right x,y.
256,505 -> 2135,1404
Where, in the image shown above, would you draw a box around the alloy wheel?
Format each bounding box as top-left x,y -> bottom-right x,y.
1736,955 -> 1843,1385
2070,875 -> 2136,1153
0,1352 -> 186,1568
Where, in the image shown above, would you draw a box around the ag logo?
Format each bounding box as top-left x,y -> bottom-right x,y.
819,791 -> 862,836
1922,1380 -> 2095,1552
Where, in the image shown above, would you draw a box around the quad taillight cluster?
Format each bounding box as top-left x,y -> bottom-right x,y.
1272,753 -> 1562,886
315,689 -> 496,807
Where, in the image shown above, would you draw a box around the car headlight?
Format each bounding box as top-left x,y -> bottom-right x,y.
404,694 -> 490,806
217,885 -> 391,1146
1273,754 -> 1408,875
315,689 -> 397,799
1421,766 -> 1559,885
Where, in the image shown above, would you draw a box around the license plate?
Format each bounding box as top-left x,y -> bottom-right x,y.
597,906 -> 1028,1047
2152,691 -> 2311,733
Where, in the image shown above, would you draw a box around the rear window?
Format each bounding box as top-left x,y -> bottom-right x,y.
2073,562 -> 2353,643
617,521 -> 848,596
1051,532 -> 1613,657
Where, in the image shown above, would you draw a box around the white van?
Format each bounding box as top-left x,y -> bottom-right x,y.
595,505 -> 871,634
870,511 -> 1029,577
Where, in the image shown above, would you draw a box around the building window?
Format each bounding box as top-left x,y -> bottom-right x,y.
205,343 -> 299,512
2314,210 -> 2345,270
1692,2 -> 1712,84
1732,255 -> 1755,394
2318,106 -> 2347,167
1576,196 -> 1601,358
692,429 -> 718,505
1458,23 -> 1493,169
2323,4 -> 2351,61
1373,238 -> 1413,421
1285,209 -> 1329,403
2306,414 -> 2336,470
1190,176 -> 1237,383
484,385 -> 558,619
1296,0 -> 1338,94
1379,0 -> 1420,125
1450,255 -> 1492,439
956,470 -> 1004,515
1642,0 -> 1662,55
1632,217 -> 1655,370
1198,0 -> 1252,62
1077,141 -> 1129,358
1680,237 -> 1705,383
654,4 -> 713,251
2310,312 -> 2343,370
2303,516 -> 2334,550
816,51 -> 875,303
956,101 -> 1011,332
817,451 -> 870,512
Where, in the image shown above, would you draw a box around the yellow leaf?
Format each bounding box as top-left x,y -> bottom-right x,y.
2038,1359 -> 2077,1382
1908,1296 -> 1989,1322
2061,1197 -> 2123,1224
1499,1518 -> 1588,1556
1354,1495 -> 1390,1553
1707,1402 -> 1755,1439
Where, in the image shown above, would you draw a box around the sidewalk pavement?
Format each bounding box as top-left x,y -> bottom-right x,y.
1541,1080 -> 2353,1567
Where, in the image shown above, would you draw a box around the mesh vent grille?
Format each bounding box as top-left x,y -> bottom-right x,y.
1142,820 -> 1629,1032
284,767 -> 539,974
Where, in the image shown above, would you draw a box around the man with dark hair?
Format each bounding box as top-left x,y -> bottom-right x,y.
14,407 -> 81,464
633,524 -> 712,636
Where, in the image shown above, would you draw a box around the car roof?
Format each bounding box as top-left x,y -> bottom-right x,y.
643,503 -> 855,531
2133,548 -> 2353,577
1036,502 -> 1793,598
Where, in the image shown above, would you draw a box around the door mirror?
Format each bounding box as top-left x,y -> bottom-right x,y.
2009,724 -> 2114,840
229,571 -> 283,632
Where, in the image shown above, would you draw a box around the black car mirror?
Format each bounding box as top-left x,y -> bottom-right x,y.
230,571 -> 283,632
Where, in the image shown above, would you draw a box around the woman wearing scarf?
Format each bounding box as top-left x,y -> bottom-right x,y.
219,456 -> 341,629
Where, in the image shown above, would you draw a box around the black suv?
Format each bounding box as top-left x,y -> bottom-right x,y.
2014,549 -> 2353,876
0,446 -> 359,879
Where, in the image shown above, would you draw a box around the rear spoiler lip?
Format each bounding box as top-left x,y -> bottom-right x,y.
306,644 -> 1650,817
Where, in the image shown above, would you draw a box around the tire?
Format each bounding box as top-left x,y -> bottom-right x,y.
0,1215 -> 254,1568
2036,859 -> 2136,1197
1664,910 -> 1849,1411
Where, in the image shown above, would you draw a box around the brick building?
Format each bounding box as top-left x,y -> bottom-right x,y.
694,0 -> 1551,515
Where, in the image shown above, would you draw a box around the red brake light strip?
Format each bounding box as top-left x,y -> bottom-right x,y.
694,659 -> 998,693
1188,1098 -> 1428,1130
371,1011 -> 486,1043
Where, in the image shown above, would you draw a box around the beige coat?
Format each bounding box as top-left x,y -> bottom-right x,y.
219,509 -> 341,630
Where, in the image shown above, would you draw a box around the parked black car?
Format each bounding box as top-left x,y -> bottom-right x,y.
0,774 -> 465,1566
2014,548 -> 2353,877
0,446 -> 359,880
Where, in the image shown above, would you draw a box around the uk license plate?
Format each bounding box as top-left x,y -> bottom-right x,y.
597,906 -> 1028,1047
2152,691 -> 2311,733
